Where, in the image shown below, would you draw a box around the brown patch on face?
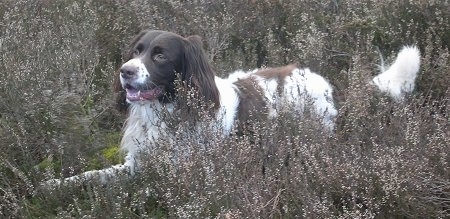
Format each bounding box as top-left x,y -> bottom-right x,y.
254,64 -> 297,95
233,77 -> 268,134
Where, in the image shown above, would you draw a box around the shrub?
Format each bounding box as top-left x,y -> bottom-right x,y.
0,0 -> 448,218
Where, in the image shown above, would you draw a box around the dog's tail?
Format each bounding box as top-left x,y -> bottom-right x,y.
372,46 -> 421,100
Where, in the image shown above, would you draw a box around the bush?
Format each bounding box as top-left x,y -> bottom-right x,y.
0,0 -> 448,218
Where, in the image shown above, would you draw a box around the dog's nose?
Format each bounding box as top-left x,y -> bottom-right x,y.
120,65 -> 138,79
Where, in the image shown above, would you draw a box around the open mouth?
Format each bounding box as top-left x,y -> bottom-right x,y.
125,85 -> 164,102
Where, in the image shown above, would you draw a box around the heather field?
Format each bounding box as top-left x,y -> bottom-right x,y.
1,0 -> 449,218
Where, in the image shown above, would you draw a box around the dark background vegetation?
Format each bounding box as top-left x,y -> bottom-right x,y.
1,0 -> 449,218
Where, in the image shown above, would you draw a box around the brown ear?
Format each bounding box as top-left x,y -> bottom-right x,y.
182,35 -> 220,110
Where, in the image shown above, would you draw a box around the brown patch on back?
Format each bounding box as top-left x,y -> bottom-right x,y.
254,64 -> 297,95
233,77 -> 268,134
254,64 -> 297,80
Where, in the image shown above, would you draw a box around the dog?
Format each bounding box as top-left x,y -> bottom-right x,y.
45,30 -> 420,185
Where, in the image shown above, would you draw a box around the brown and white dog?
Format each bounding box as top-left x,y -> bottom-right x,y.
47,30 -> 420,184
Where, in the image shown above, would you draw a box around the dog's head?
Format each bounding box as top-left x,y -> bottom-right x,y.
114,30 -> 220,112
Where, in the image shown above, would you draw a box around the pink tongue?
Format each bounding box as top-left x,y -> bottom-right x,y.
126,87 -> 163,101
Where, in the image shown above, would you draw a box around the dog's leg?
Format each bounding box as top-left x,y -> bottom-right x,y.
42,153 -> 137,188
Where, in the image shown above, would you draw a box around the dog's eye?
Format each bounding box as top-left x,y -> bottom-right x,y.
132,44 -> 144,57
132,49 -> 140,57
153,53 -> 167,62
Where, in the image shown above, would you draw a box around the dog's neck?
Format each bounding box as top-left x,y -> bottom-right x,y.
121,102 -> 174,155
120,75 -> 242,158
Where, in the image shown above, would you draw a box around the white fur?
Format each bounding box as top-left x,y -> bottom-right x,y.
120,58 -> 150,85
372,46 -> 421,100
120,101 -> 174,172
226,68 -> 337,131
214,76 -> 240,135
287,68 -> 337,129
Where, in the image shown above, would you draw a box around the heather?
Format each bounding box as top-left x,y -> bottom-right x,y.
0,0 -> 449,218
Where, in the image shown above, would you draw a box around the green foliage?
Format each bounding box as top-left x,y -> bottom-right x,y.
0,0 -> 449,218
84,132 -> 123,170
36,156 -> 60,173
102,141 -> 123,165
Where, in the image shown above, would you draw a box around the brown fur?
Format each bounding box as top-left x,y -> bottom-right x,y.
114,30 -> 221,114
254,64 -> 297,80
254,64 -> 297,95
233,77 -> 268,133
183,35 -> 221,111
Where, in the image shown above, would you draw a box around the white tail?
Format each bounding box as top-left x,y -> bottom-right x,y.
372,46 -> 421,100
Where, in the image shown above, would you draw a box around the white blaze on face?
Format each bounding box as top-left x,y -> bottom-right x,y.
120,58 -> 150,86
